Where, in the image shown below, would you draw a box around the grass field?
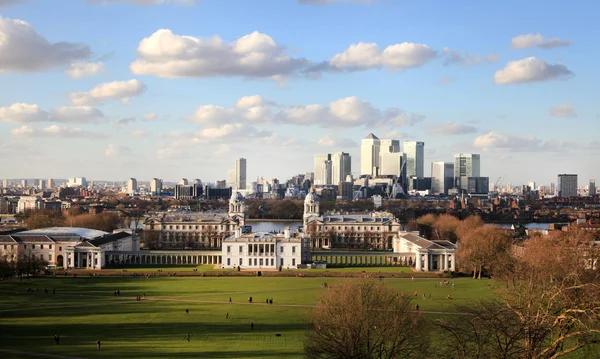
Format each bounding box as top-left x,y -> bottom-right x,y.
105,265 -> 416,274
0,276 -> 495,359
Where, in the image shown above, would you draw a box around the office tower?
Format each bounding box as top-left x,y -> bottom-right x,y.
550,182 -> 555,195
454,153 -> 481,191
506,183 -> 512,193
194,178 -> 202,186
314,154 -> 331,185
590,179 -> 597,196
178,178 -> 189,186
528,181 -> 536,191
39,179 -> 46,190
150,178 -> 163,196
227,170 -> 236,187
236,158 -> 247,190
557,174 -> 578,198
380,139 -> 400,153
404,141 -> 424,190
175,184 -> 201,199
127,178 -> 138,195
305,172 -> 314,183
21,179 -> 27,188
361,133 -> 381,176
379,152 -> 403,177
330,152 -> 351,185
431,162 -> 454,195
216,180 -> 227,189
67,177 -> 87,187
47,178 -> 54,189
1,179 -> 6,188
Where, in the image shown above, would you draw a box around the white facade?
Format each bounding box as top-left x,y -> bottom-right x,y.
393,232 -> 457,272
127,178 -> 138,195
361,133 -> 381,176
313,154 -> 330,185
379,151 -> 403,177
150,178 -> 163,196
67,177 -> 87,188
331,152 -> 351,186
17,196 -> 43,213
431,162 -> 454,195
221,228 -> 310,269
404,141 -> 424,179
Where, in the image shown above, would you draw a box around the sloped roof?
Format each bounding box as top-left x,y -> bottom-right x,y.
89,231 -> 130,246
0,235 -> 17,243
400,232 -> 447,250
16,227 -> 108,240
364,133 -> 379,140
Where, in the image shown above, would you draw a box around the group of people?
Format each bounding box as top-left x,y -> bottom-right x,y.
265,298 -> 274,305
113,289 -> 121,296
135,294 -> 146,301
53,335 -> 100,351
439,280 -> 455,289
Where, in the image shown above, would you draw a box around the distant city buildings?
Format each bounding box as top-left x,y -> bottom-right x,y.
453,154 -> 487,194
67,177 -> 87,188
314,152 -> 351,186
236,158 -> 247,190
404,141 -> 424,190
127,178 -> 138,196
150,178 -> 163,196
558,174 -> 578,198
590,179 -> 596,196
361,133 -> 381,177
431,162 -> 454,195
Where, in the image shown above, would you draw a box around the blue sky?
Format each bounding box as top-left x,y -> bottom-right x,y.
0,0 -> 598,187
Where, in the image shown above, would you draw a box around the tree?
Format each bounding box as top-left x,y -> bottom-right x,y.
141,230 -> 162,250
432,214 -> 460,242
304,280 -> 429,359
23,209 -> 65,229
456,226 -> 512,279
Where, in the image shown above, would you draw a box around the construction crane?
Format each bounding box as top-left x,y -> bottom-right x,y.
494,177 -> 502,191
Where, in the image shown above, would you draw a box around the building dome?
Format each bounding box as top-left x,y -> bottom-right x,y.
230,190 -> 244,203
305,189 -> 318,204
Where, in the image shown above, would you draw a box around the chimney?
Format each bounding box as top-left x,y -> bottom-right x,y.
284,226 -> 291,239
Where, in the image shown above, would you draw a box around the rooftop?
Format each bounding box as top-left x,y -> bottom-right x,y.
15,227 -> 109,240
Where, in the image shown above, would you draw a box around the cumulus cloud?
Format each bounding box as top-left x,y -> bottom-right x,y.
0,103 -> 106,124
142,112 -> 158,121
383,130 -> 413,139
511,33 -> 571,50
130,30 -> 311,79
70,79 -> 146,105
473,132 -> 583,152
329,42 -> 436,71
550,104 -> 577,118
10,124 -> 104,138
427,121 -> 478,136
443,48 -> 500,67
188,95 -> 425,129
0,16 -> 91,73
105,144 -> 132,156
65,61 -> 104,79
317,134 -> 358,148
116,117 -> 136,127
494,57 -> 573,85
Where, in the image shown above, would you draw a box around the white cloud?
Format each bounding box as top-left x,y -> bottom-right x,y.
329,42 -> 436,71
132,129 -> 148,137
70,79 -> 146,105
383,130 -> 413,139
511,33 -> 571,50
550,104 -> 577,118
142,112 -> 158,121
317,134 -> 358,148
427,121 -> 478,136
443,47 -> 500,67
65,61 -> 104,79
105,144 -> 132,156
130,29 -> 310,79
236,95 -> 266,109
0,16 -> 91,73
116,117 -> 136,127
0,103 -> 49,123
50,106 -> 106,124
494,57 -> 573,85
199,124 -> 271,140
473,132 -> 582,152
11,124 -> 104,138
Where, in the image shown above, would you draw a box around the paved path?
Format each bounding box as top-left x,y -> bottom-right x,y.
0,349 -> 87,359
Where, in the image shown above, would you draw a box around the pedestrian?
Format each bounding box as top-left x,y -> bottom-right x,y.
226,312 -> 229,319
266,298 -> 269,305
185,309 -> 189,315
452,283 -> 455,289
52,288 -> 55,295
250,322 -> 254,331
270,298 -> 273,305
54,335 -> 58,345
229,297 -> 232,303
96,340 -> 101,351
415,304 -> 419,311
143,293 -> 146,299
187,334 -> 190,342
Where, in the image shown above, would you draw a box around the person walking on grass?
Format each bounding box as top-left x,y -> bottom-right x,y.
229,297 -> 232,303
96,340 -> 101,351
250,322 -> 254,331
187,334 -> 190,342
226,312 -> 229,319
185,309 -> 189,315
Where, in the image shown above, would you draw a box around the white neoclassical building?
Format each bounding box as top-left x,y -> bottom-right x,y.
0,227 -> 138,270
143,190 -> 246,249
393,232 -> 457,272
221,227 -> 311,269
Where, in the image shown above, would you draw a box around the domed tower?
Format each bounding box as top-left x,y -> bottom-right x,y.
303,188 -> 320,226
228,190 -> 245,225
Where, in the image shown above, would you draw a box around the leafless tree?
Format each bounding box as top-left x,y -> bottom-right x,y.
304,280 -> 429,359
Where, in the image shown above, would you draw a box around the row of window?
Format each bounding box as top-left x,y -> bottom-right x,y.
163,225 -> 232,231
226,257 -> 296,267
226,245 -> 296,254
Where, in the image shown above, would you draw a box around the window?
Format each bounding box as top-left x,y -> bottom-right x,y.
292,258 -> 296,266
248,258 -> 252,266
270,258 -> 274,266
292,246 -> 296,253
254,258 -> 257,266
227,246 -> 231,253
239,246 -> 243,254
40,254 -> 44,260
227,258 -> 231,266
40,244 -> 44,249
239,258 -> 242,265
59,246 -> 62,251
49,254 -> 53,261
259,259 -> 263,266
32,244 -> 36,249
3,245 -> 6,250
280,246 -> 284,253
49,245 -> 52,249
280,258 -> 284,267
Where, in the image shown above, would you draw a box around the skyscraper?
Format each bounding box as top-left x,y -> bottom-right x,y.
330,152 -> 351,185
236,158 -> 247,190
361,133 -> 381,176
179,178 -> 189,185
404,141 -> 424,190
1,179 -> 6,188
431,162 -> 454,195
127,178 -> 138,195
380,139 -> 400,153
557,174 -> 578,198
227,170 -> 236,187
21,179 -> 27,188
47,178 -> 54,189
590,179 -> 596,196
454,153 -> 480,191
314,154 -> 331,185
150,178 -> 163,196
379,152 -> 403,177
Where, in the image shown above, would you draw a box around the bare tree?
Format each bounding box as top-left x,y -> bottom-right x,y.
304,280 -> 429,359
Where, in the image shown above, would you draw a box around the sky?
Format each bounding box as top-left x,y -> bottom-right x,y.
0,0 -> 598,187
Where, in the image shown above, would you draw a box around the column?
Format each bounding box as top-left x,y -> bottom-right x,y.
423,252 -> 429,272
443,253 -> 448,271
450,254 -> 456,271
415,252 -> 422,271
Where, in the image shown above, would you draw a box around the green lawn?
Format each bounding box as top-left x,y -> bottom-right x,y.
0,276 -> 494,359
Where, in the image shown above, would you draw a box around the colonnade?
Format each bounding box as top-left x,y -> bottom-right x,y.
105,251 -> 221,266
311,253 -> 412,266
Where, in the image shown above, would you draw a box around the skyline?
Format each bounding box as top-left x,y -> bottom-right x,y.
0,0 -> 599,185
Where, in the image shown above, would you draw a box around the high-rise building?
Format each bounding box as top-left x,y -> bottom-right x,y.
404,141 -> 424,190
305,172 -> 314,183
431,162 -> 454,195
127,178 -> 138,195
21,179 -> 27,188
550,182 -> 556,195
314,154 -> 331,185
67,177 -> 87,188
178,178 -> 189,186
227,170 -> 236,187
39,179 -> 46,190
361,133 -> 381,176
527,181 -> 536,191
454,153 -> 480,192
150,178 -> 163,196
236,158 -> 247,190
506,183 -> 512,193
1,179 -> 7,188
557,174 -> 578,198
330,152 -> 351,185
380,139 -> 400,153
379,152 -> 403,177
590,179 -> 597,196
175,184 -> 201,199
47,178 -> 54,189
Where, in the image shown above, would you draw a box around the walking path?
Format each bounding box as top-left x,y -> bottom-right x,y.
0,349 -> 86,359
